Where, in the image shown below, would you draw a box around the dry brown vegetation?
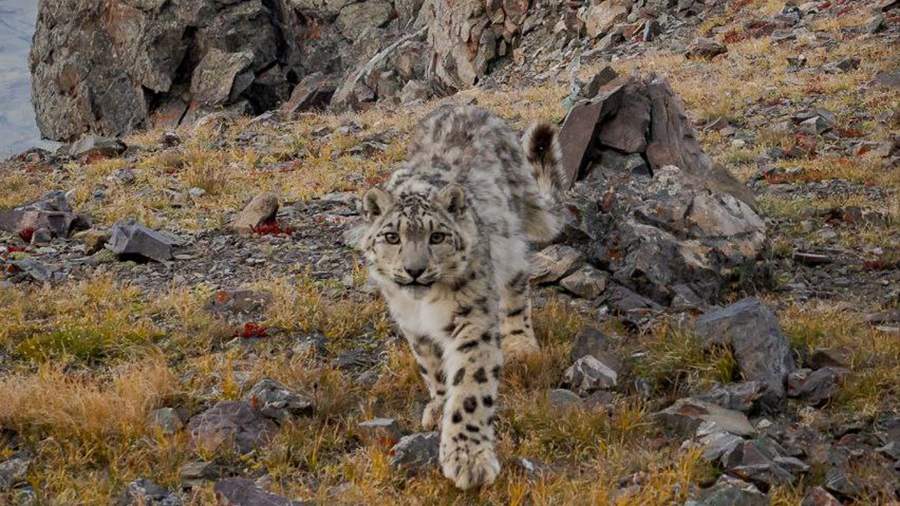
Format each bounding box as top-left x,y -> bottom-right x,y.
0,0 -> 897,503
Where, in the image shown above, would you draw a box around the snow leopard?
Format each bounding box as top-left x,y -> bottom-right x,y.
356,105 -> 565,490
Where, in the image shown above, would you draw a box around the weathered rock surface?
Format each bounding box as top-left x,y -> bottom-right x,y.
232,193 -> 279,233
0,191 -> 89,239
655,398 -> 755,437
428,0 -> 529,91
0,454 -> 30,492
531,244 -> 585,284
695,299 -> 796,407
68,134 -> 127,159
548,388 -> 584,409
243,378 -> 315,422
214,478 -> 308,506
116,479 -> 182,506
786,367 -> 848,406
570,326 -> 612,362
560,265 -> 608,299
686,38 -> 728,59
389,432 -> 439,474
188,401 -> 278,454
722,438 -> 800,490
696,381 -> 768,413
555,72 -> 766,310
108,220 -> 178,262
563,355 -> 619,395
149,408 -> 184,435
29,0 -> 436,139
801,486 -> 842,506
689,475 -> 768,506
358,417 -> 403,446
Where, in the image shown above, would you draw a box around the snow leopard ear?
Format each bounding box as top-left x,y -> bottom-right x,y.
438,184 -> 466,218
362,188 -> 393,221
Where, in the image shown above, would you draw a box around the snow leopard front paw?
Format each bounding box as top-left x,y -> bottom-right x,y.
421,398 -> 444,431
440,435 -> 500,490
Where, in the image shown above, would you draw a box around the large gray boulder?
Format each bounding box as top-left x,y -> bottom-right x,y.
694,298 -> 796,408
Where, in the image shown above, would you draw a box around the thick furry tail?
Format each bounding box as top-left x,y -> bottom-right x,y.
520,122 -> 567,243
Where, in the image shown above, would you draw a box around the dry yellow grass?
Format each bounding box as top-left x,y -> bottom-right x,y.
1,0 -> 898,502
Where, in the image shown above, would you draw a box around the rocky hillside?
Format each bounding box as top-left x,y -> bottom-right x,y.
1,0 -> 898,504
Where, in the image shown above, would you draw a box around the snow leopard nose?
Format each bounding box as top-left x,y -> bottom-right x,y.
405,267 -> 425,280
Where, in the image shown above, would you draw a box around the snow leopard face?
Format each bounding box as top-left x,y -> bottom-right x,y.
361,184 -> 475,295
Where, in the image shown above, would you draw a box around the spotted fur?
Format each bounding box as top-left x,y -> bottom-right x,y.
356,105 -> 563,490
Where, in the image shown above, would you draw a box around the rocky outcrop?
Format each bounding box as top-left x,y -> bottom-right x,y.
548,71 -> 768,312
29,0 -> 430,141
427,0 -> 529,91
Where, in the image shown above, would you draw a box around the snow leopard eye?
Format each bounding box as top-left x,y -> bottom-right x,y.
384,232 -> 400,244
429,232 -> 446,245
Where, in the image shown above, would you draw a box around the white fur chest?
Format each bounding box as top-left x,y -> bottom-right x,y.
384,288 -> 454,339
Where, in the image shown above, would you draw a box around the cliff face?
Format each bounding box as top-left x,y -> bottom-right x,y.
28,0 -> 545,142
28,0 -> 426,141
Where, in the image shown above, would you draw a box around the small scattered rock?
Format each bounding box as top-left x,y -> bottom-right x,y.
358,418 -> 403,446
107,220 -> 177,262
179,461 -> 222,488
594,149 -> 650,176
801,486 -> 842,506
690,475 -> 768,506
149,408 -> 183,435
686,38 -> 727,59
514,457 -> 551,478
823,467 -> 860,500
72,228 -> 111,254
570,326 -> 612,363
866,14 -> 885,34
8,258 -> 55,283
655,398 -> 755,437
206,289 -> 273,320
603,284 -> 663,316
68,134 -> 126,159
160,131 -> 180,147
232,193 -> 279,233
187,401 -> 278,454
807,348 -> 849,369
548,388 -> 584,409
389,432 -> 439,474
530,244 -> 585,284
792,251 -> 832,266
832,57 -> 860,72
580,66 -> 618,100
214,478 -> 307,506
582,1 -> 629,38
559,264 -> 608,299
722,438 -> 798,490
698,431 -> 744,462
563,355 -> 618,395
399,80 -> 433,105
116,478 -> 182,506
798,116 -> 832,135
695,381 -> 767,413
787,367 -> 848,406
0,454 -> 31,492
243,378 -> 315,422
0,191 -> 89,239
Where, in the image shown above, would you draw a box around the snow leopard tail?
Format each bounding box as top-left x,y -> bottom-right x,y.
521,122 -> 567,243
